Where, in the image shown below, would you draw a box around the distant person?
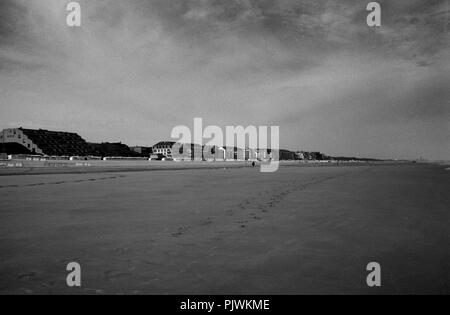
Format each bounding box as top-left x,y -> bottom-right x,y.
252,161 -> 256,168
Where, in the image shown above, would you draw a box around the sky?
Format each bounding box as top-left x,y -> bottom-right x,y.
0,0 -> 449,160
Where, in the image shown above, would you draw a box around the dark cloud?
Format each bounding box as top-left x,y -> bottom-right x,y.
0,0 -> 30,44
1,0 -> 447,72
124,0 -> 449,65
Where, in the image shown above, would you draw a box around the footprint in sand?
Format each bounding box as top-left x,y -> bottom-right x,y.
171,226 -> 185,237
26,183 -> 45,187
113,247 -> 130,255
85,288 -> 106,294
42,281 -> 56,288
225,209 -> 235,216
20,288 -> 34,294
17,272 -> 37,281
259,205 -> 268,213
142,260 -> 159,266
200,218 -> 213,226
104,270 -> 132,281
237,220 -> 248,228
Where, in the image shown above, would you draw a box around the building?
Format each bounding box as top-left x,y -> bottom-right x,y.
279,149 -> 296,160
293,151 -> 324,161
255,149 -> 272,161
204,146 -> 226,161
171,143 -> 203,161
202,145 -> 217,161
0,127 -> 91,156
152,141 -> 175,158
189,143 -> 203,161
245,148 -> 256,161
88,142 -> 140,157
222,146 -> 238,161
309,152 -> 324,160
295,151 -> 305,160
130,146 -> 153,157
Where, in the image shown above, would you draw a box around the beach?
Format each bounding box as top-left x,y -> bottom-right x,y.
0,162 -> 449,294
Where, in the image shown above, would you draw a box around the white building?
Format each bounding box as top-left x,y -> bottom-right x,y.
1,128 -> 44,154
152,141 -> 175,158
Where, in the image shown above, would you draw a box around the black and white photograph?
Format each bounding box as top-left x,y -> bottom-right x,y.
0,0 -> 449,300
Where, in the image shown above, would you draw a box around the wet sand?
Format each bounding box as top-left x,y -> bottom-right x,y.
0,163 -> 449,294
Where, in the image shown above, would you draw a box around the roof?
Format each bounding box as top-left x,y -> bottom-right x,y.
19,128 -> 90,156
152,141 -> 176,148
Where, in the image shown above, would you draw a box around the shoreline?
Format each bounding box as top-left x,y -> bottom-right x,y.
0,159 -> 413,176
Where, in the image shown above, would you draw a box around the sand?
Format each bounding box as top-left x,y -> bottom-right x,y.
0,163 -> 449,294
